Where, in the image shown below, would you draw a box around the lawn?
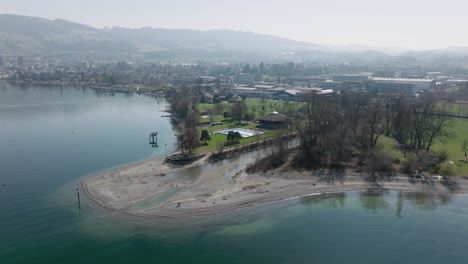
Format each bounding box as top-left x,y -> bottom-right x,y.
377,118 -> 468,176
376,135 -> 405,160
436,102 -> 468,116
196,99 -> 301,153
199,98 -> 302,123
432,118 -> 468,175
198,100 -> 468,175
195,126 -> 274,153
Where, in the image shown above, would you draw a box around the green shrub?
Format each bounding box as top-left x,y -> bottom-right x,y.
439,163 -> 456,176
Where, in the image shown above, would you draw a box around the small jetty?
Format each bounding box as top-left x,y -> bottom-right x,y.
149,132 -> 158,147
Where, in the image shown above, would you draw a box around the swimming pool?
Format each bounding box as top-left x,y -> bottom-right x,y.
215,128 -> 264,138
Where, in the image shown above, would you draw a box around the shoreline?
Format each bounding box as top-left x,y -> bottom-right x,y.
3,80 -> 166,96
81,149 -> 468,219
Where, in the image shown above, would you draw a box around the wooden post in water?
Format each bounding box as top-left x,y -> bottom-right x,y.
149,132 -> 158,147
76,188 -> 81,210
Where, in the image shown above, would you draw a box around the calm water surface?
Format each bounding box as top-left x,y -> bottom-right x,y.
1,83 -> 468,264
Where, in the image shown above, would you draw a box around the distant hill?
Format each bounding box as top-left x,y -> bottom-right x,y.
106,27 -> 324,53
0,14 -> 323,55
403,46 -> 468,58
0,14 -> 136,54
1,14 -> 467,60
0,14 -> 387,57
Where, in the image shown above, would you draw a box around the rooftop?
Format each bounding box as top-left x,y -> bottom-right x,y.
257,112 -> 288,122
371,77 -> 434,83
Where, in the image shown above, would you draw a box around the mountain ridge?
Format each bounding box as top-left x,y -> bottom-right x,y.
0,14 -> 467,58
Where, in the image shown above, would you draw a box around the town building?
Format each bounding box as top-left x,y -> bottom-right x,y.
332,75 -> 369,91
368,78 -> 435,97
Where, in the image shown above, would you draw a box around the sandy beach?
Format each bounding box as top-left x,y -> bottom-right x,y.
82,149 -> 468,219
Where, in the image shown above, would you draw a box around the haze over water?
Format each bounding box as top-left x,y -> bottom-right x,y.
1,83 -> 468,263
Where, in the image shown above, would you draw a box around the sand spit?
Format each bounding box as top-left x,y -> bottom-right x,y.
82,151 -> 468,219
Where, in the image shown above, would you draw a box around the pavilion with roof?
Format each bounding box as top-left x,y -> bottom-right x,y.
256,111 -> 288,129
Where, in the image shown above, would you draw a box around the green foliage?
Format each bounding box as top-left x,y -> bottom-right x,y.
439,163 -> 456,176
400,156 -> 416,174
227,131 -> 242,141
462,138 -> 468,153
432,118 -> 468,175
200,130 -> 211,144
199,99 -> 301,123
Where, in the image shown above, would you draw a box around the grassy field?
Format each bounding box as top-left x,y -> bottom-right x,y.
376,135 -> 405,160
195,128 -> 274,154
199,99 -> 302,123
196,99 -> 301,153
436,102 -> 468,116
197,100 -> 468,175
377,118 -> 468,176
432,118 -> 468,175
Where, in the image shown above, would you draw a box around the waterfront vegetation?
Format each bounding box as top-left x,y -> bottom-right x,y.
433,118 -> 468,175
197,105 -> 468,172
170,85 -> 468,177
377,118 -> 468,175
195,99 -> 299,153
4,13 -> 468,264
195,130 -> 273,153
4,83 -> 468,264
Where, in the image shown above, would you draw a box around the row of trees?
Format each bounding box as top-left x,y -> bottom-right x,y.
170,88 -> 252,153
392,95 -> 453,153
291,92 -> 454,175
169,86 -> 201,154
171,84 -> 455,173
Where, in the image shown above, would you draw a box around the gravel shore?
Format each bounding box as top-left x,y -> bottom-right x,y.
82,150 -> 468,219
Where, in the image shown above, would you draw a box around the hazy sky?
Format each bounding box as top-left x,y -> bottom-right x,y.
2,0 -> 468,50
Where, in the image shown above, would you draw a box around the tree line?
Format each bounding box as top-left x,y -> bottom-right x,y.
280,92 -> 454,178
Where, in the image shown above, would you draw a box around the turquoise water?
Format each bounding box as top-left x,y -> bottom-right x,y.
1,83 -> 468,264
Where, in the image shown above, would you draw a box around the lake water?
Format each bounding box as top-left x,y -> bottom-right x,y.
1,83 -> 468,264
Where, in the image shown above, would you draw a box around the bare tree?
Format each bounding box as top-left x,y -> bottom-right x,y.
231,100 -> 247,124
177,112 -> 199,154
425,111 -> 453,151
295,94 -> 355,168
400,94 -> 454,152
206,108 -> 215,123
365,150 -> 395,181
364,102 -> 386,149
214,103 -> 224,115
